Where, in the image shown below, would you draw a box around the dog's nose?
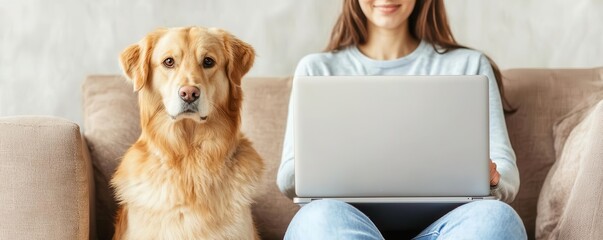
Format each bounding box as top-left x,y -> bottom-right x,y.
179,86 -> 200,103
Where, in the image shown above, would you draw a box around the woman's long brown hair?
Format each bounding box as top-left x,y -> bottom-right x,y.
325,0 -> 515,113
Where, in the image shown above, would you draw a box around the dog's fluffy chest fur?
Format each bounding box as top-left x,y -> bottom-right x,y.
121,156 -> 238,211
112,137 -> 263,240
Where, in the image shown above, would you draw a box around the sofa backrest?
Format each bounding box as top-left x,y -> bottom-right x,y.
239,77 -> 300,240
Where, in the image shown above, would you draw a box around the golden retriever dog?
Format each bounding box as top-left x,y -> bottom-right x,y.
111,27 -> 264,240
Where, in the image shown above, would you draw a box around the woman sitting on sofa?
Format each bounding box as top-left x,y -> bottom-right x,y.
277,0 -> 527,239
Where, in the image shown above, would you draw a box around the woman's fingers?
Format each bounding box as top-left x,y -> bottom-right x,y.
490,160 -> 500,187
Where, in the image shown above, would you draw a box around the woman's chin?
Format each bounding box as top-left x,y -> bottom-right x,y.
370,18 -> 407,31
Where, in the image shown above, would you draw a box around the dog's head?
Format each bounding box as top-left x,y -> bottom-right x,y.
119,27 -> 254,124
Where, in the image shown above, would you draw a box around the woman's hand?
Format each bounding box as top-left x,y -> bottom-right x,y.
490,160 -> 500,187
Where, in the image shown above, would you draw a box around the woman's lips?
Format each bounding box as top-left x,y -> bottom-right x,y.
374,4 -> 401,14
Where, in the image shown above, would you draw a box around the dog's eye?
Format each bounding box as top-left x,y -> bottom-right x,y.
163,58 -> 175,68
202,57 -> 215,68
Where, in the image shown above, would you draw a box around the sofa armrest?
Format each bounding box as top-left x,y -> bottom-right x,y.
557,101 -> 603,239
0,116 -> 92,240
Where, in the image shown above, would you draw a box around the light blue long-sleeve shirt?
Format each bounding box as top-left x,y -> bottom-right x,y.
277,40 -> 520,203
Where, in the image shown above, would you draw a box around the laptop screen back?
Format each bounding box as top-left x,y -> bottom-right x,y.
293,75 -> 490,198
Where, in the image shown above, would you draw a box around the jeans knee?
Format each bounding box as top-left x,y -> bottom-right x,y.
293,199 -> 353,222
473,201 -> 519,220
466,200 -> 525,231
285,200 -> 365,239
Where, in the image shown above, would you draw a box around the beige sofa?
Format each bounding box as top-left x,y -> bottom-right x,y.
1,67 -> 602,240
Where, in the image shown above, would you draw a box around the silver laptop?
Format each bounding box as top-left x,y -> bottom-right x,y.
292,75 -> 493,230
293,75 -> 493,203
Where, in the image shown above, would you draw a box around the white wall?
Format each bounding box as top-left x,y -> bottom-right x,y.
447,0 -> 603,69
1,0 -> 602,125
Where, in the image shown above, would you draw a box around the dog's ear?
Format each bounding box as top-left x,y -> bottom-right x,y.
119,31 -> 162,92
222,30 -> 255,102
119,44 -> 144,91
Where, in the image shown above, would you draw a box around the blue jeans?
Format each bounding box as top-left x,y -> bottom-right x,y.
285,199 -> 527,240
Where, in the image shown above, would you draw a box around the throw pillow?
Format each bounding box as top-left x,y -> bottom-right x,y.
536,94 -> 603,240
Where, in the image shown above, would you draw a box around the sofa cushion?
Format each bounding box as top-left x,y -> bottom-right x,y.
0,116 -> 91,240
536,94 -> 603,239
502,67 -> 603,237
82,76 -> 139,240
82,76 -> 298,240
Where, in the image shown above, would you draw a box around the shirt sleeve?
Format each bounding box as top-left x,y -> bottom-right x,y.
478,55 -> 520,203
276,58 -> 312,199
276,95 -> 296,199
